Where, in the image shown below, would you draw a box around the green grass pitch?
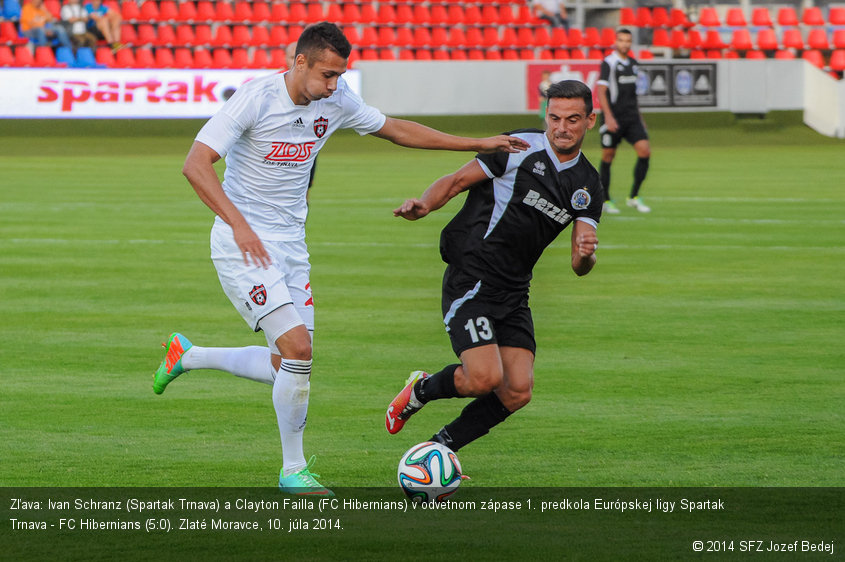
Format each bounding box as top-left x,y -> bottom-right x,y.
0,113 -> 843,489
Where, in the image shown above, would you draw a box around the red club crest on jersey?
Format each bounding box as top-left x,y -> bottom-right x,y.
264,142 -> 315,162
313,116 -> 328,138
249,284 -> 267,306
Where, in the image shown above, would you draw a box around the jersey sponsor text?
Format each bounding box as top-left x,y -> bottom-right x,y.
522,189 -> 572,225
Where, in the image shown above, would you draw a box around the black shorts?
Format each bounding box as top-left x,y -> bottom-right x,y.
599,116 -> 649,149
441,266 -> 536,357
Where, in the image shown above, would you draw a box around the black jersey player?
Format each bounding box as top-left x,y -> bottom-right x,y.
596,28 -> 652,214
385,80 -> 602,456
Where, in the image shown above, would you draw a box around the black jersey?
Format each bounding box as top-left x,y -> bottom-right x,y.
439,129 -> 602,291
598,52 -> 641,119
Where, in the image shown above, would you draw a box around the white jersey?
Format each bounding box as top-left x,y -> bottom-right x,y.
196,73 -> 386,240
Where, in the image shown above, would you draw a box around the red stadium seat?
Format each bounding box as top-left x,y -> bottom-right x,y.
250,48 -> 270,69
802,7 -> 825,26
539,48 -> 553,60
214,1 -> 234,23
136,24 -> 157,46
500,27 -> 518,48
500,48 -> 518,60
188,48 -> 211,68
194,25 -> 213,46
777,7 -> 799,27
534,27 -> 552,48
120,23 -> 137,45
95,46 -> 116,67
519,48 -> 535,60
212,25 -> 233,47
34,45 -> 58,67
269,48 -> 286,69
0,22 -> 27,46
175,24 -> 195,46
114,47 -> 136,67
689,49 -> 705,59
725,8 -> 747,27
450,49 -> 467,61
801,49 -> 824,68
705,49 -> 723,59
480,5 -> 498,25
412,27 -> 431,49
232,2 -> 252,23
360,48 -> 378,61
464,27 -> 483,48
138,0 -> 159,21
485,49 -> 501,60
781,28 -> 804,50
395,27 -> 414,48
154,47 -> 175,68
745,50 -> 765,59
498,5 -> 515,25
834,30 -> 845,49
698,7 -> 720,27
251,26 -> 269,47
359,27 -> 378,48
652,28 -> 670,47
670,9 -> 693,28
638,49 -> 654,59
376,3 -> 395,25
567,28 -> 584,48
253,2 -> 271,23
430,27 -> 448,47
398,48 -> 414,60
430,5 -> 448,25
669,30 -> 686,49
158,1 -> 178,22
481,27 -> 499,48
830,50 -> 845,71
703,30 -> 727,49
582,27 -> 601,48
173,47 -> 193,67
269,2 -> 288,23
725,50 -> 740,59
341,26 -> 359,46
550,28 -> 567,47
212,48 -> 233,68
359,3 -> 377,23
157,24 -> 176,47
600,27 -> 616,48
446,27 -> 466,49
467,48 -> 484,60
377,27 -> 396,48
830,7 -> 845,26
288,3 -> 307,24
619,7 -> 636,26
731,29 -> 753,50
44,0 -> 60,19
446,5 -> 464,25
516,27 -> 536,48
751,7 -> 773,27
121,0 -> 140,22
411,4 -> 430,24
635,7 -> 652,27
231,25 -> 251,47
464,5 -> 482,25
414,49 -> 431,60
232,48 -> 249,68
587,48 -> 604,59
756,28 -> 778,51
807,29 -> 829,50
195,1 -> 215,22
552,48 -> 569,59
651,7 -> 670,27
394,4 -> 413,25
287,25 -> 304,43
340,3 -> 360,24
569,48 -> 585,59
684,29 -> 703,49
774,49 -> 796,60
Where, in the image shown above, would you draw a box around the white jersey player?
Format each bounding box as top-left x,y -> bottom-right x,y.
152,22 -> 529,495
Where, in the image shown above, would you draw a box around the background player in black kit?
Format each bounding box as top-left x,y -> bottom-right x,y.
596,28 -> 652,214
385,80 -> 601,456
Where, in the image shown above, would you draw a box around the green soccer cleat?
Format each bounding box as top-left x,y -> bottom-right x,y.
626,196 -> 651,213
603,200 -> 621,214
153,332 -> 192,395
278,456 -> 334,496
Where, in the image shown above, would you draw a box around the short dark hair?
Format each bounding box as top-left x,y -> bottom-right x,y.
617,28 -> 633,38
545,80 -> 593,115
296,22 -> 352,63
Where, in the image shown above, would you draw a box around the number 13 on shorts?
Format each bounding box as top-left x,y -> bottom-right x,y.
464,316 -> 493,343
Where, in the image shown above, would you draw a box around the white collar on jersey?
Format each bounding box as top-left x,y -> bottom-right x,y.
543,133 -> 582,171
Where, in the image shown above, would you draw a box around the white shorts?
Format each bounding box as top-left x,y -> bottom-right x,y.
210,222 -> 314,333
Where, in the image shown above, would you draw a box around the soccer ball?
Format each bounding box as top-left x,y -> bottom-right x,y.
397,441 -> 462,503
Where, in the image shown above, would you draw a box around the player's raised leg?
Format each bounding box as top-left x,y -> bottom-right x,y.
153,333 -> 193,394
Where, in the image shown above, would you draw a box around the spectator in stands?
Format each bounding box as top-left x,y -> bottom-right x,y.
538,70 -> 553,121
61,0 -> 97,50
531,0 -> 569,32
20,0 -> 72,48
84,0 -> 122,52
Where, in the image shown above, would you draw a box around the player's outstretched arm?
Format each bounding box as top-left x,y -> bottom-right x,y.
394,160 -> 488,221
372,117 -> 528,154
571,220 -> 598,276
182,141 -> 271,268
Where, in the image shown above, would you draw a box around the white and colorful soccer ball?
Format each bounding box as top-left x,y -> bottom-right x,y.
397,441 -> 462,503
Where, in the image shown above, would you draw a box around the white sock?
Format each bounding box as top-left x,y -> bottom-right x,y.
181,346 -> 275,385
273,358 -> 311,477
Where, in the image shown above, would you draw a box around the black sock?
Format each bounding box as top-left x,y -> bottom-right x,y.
430,393 -> 512,452
415,364 -> 459,404
631,156 -> 649,198
600,160 -> 611,201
